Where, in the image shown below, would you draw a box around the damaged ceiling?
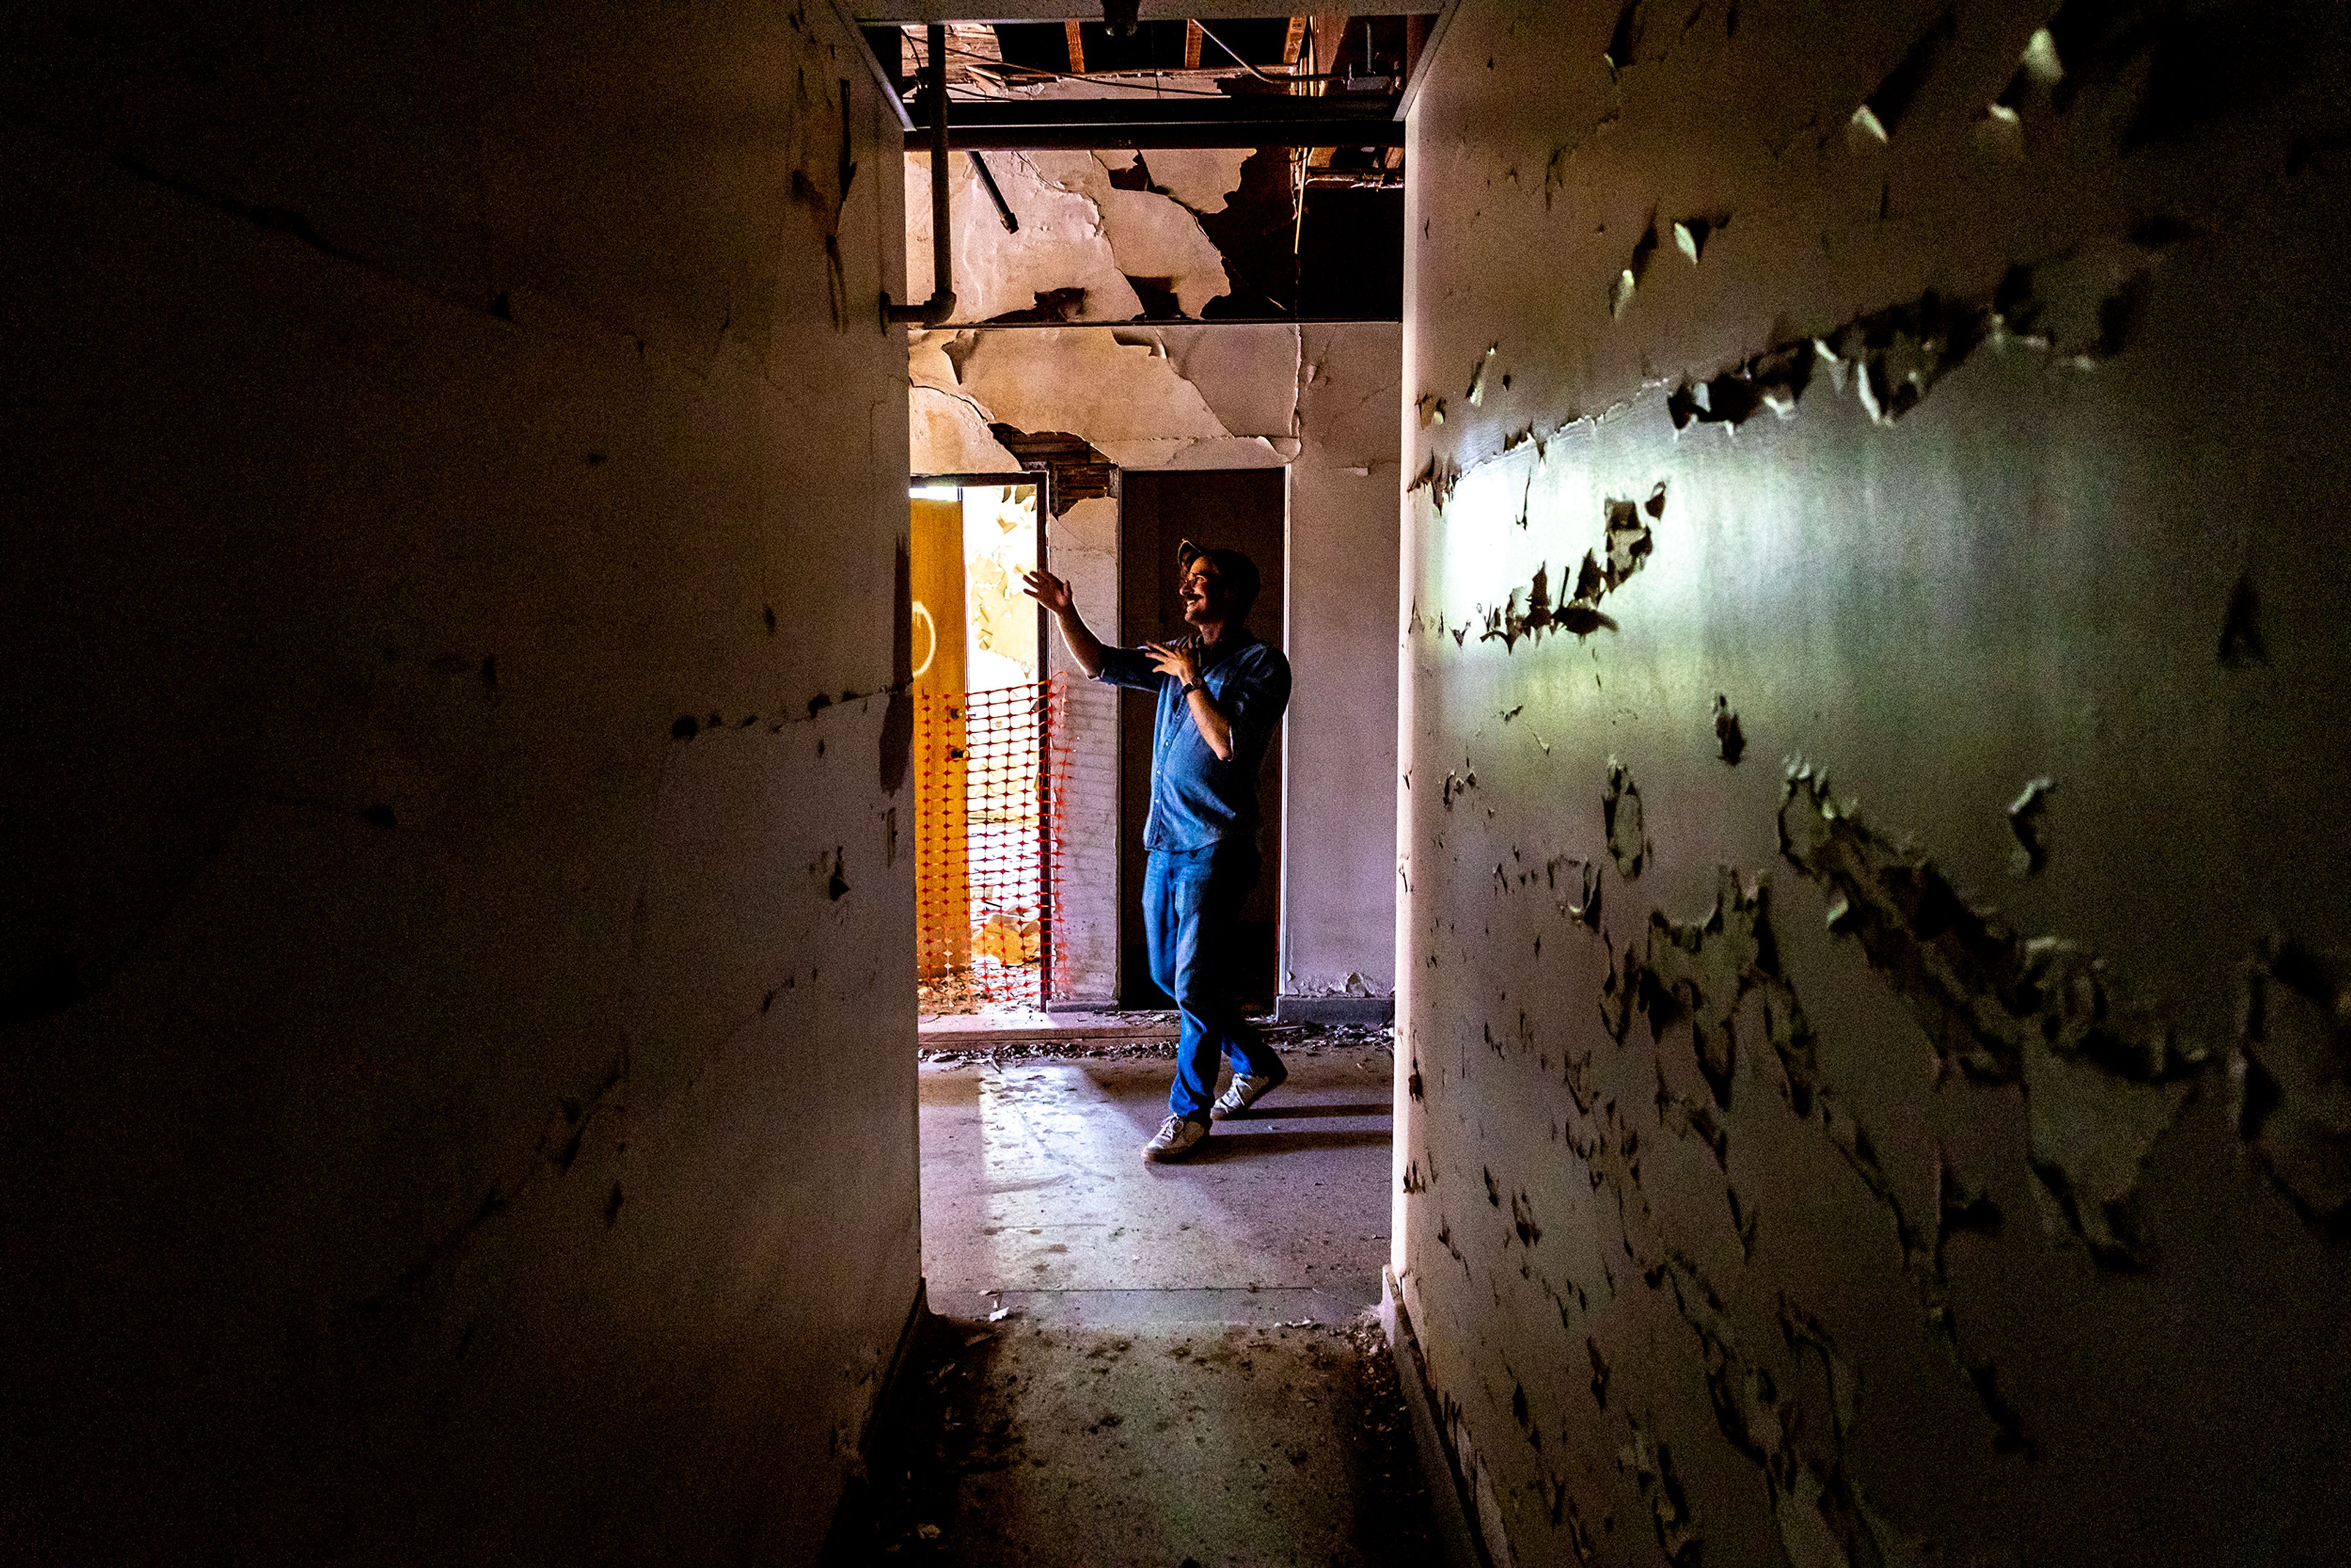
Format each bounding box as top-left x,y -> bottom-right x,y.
912,322 -> 1307,473
885,13 -> 1417,321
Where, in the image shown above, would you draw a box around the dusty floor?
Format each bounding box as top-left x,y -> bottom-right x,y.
823,1032 -> 1433,1566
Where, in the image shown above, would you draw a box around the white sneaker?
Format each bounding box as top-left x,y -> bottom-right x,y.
1141,1114 -> 1209,1163
1210,1067 -> 1287,1121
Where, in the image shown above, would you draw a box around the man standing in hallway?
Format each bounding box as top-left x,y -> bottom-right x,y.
1023,542 -> 1292,1163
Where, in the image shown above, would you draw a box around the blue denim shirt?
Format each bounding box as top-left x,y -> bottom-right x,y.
1095,631 -> 1292,852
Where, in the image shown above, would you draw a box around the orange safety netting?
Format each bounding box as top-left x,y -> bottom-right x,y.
915,679 -> 1070,1011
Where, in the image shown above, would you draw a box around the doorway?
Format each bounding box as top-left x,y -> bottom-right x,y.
909,478 -> 1049,1016
1116,468 -> 1288,1009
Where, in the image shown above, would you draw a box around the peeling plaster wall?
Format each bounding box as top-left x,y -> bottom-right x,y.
905,148 -> 1247,322
1283,323 -> 1405,1002
0,6 -> 917,1562
1397,4 -> 2351,1565
912,322 -> 1306,470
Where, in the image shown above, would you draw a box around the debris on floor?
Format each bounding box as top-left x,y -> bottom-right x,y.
822,1308 -> 1436,1567
919,1018 -> 1395,1067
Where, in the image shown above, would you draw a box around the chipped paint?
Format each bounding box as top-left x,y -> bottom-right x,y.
2235,937 -> 2351,1223
910,324 -> 1306,473
1780,764 -> 2207,1264
1397,6 -> 2351,1564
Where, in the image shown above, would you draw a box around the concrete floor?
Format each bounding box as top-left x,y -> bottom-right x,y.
920,1046 -> 1395,1298
825,1037 -> 1430,1566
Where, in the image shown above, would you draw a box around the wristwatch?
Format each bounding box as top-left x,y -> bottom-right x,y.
1180,680 -> 1205,696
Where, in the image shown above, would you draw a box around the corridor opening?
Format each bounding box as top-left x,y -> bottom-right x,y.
909,478 -> 1052,1016
878,9 -> 1429,1560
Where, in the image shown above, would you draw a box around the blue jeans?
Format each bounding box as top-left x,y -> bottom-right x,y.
1144,844 -> 1283,1122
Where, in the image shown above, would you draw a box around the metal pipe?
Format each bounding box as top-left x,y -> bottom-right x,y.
969,150 -> 1019,234
884,23 -> 956,328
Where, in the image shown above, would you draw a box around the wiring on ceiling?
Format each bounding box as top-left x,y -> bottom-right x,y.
1193,21 -> 1348,85
927,45 -> 1231,99
906,28 -> 1354,100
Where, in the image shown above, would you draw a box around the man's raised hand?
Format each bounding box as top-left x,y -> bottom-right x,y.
1021,569 -> 1074,613
1145,642 -> 1202,688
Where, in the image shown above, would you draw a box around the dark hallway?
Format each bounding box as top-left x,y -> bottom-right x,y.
7,2 -> 2351,1566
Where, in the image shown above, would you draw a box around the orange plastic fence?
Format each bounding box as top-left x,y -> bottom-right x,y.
914,680 -> 1070,1011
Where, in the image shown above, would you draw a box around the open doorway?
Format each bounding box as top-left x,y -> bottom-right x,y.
1116,468 -> 1287,1009
909,477 -> 1051,1018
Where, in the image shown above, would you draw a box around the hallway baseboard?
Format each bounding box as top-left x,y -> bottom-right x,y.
1381,1268 -> 1490,1568
1274,994 -> 1394,1025
820,1275 -> 931,1556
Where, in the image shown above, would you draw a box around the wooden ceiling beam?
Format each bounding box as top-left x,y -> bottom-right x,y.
1063,18 -> 1085,73
1184,19 -> 1203,69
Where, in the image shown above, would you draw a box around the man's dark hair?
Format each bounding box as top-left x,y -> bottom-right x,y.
1177,539 -> 1261,622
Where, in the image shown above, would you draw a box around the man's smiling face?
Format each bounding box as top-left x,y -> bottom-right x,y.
1179,557 -> 1229,627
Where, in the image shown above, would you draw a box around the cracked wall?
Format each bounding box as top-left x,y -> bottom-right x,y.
0,6 -> 917,1562
1397,2 -> 2351,1564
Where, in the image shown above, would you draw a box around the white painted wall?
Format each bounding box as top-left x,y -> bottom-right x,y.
1281,323 -> 1404,1004
1045,495 -> 1122,1005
